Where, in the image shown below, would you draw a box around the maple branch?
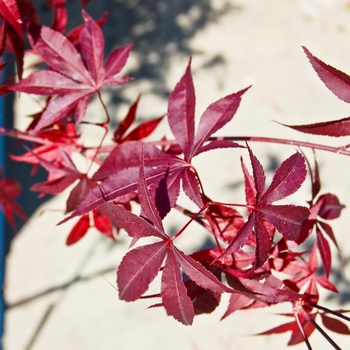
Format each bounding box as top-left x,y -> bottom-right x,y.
142,136 -> 350,156
215,136 -> 350,156
306,316 -> 341,350
297,305 -> 342,350
0,127 -> 52,145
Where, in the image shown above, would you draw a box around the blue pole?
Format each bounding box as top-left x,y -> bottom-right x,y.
0,68 -> 5,349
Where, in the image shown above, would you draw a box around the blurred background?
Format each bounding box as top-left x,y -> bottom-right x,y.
3,0 -> 350,349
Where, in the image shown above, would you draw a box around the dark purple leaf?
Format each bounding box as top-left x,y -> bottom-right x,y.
259,204 -> 309,240
317,193 -> 345,220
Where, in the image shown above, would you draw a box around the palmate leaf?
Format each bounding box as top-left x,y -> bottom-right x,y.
258,313 -> 317,346
167,58 -> 248,162
112,95 -> 164,144
114,163 -> 231,324
216,148 -> 309,272
63,60 -> 248,222
60,141 -> 187,222
118,241 -> 168,302
0,0 -> 25,77
0,170 -> 26,230
10,10 -> 132,130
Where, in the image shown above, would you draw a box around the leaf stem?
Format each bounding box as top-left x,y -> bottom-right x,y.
294,312 -> 313,350
145,136 -> 350,156
298,305 -> 342,350
214,136 -> 350,156
97,90 -> 111,126
172,203 -> 211,240
85,91 -> 111,172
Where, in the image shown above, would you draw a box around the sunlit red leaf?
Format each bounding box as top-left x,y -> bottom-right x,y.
167,58 -> 195,161
161,246 -> 195,325
303,46 -> 350,103
66,214 -> 89,245
117,241 -> 168,302
190,87 -> 250,158
172,245 -> 232,293
49,0 -> 67,33
10,11 -> 132,130
260,152 -> 307,204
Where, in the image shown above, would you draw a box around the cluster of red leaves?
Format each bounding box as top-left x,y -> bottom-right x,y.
1,1 -> 350,349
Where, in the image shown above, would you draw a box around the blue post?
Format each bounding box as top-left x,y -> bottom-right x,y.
0,69 -> 5,349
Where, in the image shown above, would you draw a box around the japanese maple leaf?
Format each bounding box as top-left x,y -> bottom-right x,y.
295,156 -> 345,277
27,148 -> 99,215
48,0 -> 68,34
0,0 -> 24,78
9,117 -> 81,172
280,47 -> 350,137
285,244 -> 337,300
0,168 -> 26,229
258,310 -> 318,347
61,59 -> 249,224
167,58 -> 249,161
259,303 -> 350,348
215,147 -> 309,273
0,0 -> 38,78
10,10 -> 132,131
66,205 -> 116,245
112,95 -> 164,144
110,161 -> 232,325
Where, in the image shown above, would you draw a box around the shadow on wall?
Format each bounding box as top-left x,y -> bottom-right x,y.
37,0 -> 241,98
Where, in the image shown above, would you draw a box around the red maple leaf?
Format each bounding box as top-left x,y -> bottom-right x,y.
281,47 -> 350,137
215,146 -> 310,274
284,244 -> 337,300
0,168 -> 26,229
112,95 -> 164,144
0,0 -> 24,78
10,10 -> 132,130
61,59 -> 249,223
110,159 -> 231,325
296,156 -> 345,277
